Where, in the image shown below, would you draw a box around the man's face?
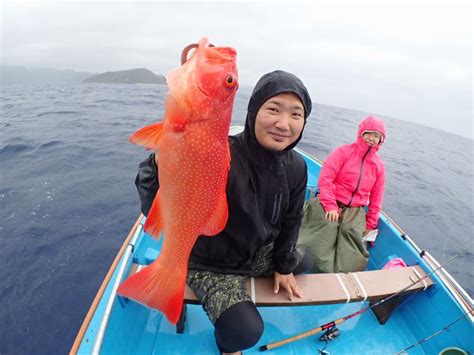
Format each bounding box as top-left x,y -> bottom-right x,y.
254,93 -> 305,151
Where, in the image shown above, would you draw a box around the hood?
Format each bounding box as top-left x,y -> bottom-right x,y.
243,70 -> 312,153
356,115 -> 386,151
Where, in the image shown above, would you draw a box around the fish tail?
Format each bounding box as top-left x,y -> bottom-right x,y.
144,193 -> 163,239
117,260 -> 186,324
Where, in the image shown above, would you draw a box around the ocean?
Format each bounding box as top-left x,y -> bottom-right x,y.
0,83 -> 472,354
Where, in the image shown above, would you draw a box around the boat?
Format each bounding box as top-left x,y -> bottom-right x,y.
71,127 -> 473,354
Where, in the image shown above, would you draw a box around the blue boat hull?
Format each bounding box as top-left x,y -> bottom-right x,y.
72,147 -> 473,354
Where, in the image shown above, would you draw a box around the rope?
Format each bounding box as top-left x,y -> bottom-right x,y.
351,273 -> 368,302
250,277 -> 256,304
335,274 -> 351,303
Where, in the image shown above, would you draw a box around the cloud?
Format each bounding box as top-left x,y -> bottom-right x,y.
1,1 -> 472,138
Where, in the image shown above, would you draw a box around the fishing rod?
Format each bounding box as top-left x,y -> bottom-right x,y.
395,309 -> 473,354
259,248 -> 471,351
317,303 -> 473,355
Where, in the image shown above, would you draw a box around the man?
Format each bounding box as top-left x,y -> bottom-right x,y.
135,70 -> 313,354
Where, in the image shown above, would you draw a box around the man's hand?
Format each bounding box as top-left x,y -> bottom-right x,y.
273,272 -> 304,301
325,210 -> 339,222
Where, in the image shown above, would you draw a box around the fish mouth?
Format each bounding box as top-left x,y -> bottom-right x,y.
206,47 -> 237,62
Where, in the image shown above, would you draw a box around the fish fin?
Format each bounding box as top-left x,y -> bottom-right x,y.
166,95 -> 189,132
144,192 -> 163,239
129,122 -> 163,150
117,260 -> 186,324
200,192 -> 228,236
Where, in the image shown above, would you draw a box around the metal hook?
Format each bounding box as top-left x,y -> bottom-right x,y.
180,42 -> 216,65
180,43 -> 198,65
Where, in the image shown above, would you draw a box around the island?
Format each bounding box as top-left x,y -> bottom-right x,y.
83,68 -> 166,85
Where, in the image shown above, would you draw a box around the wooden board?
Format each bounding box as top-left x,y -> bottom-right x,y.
127,265 -> 433,306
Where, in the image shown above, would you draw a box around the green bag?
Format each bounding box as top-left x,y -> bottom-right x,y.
298,197 -> 369,273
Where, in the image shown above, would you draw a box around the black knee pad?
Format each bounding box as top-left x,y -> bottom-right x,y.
214,301 -> 264,353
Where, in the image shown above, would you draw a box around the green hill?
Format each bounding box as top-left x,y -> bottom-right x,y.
83,68 -> 166,85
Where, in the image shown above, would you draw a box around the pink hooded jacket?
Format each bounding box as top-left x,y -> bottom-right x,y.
318,116 -> 386,230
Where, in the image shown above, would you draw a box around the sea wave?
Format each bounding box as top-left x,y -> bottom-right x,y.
0,82 -> 472,355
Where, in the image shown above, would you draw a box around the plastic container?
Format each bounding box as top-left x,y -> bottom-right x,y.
382,257 -> 407,269
439,347 -> 468,355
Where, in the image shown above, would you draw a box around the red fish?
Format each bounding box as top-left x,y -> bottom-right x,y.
117,38 -> 238,324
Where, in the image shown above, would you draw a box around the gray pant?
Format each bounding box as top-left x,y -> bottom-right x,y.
298,196 -> 368,273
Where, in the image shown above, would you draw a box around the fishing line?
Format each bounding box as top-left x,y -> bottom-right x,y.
259,246 -> 471,351
318,261 -> 429,353
378,240 -> 472,325
394,309 -> 473,354
318,242 -> 473,355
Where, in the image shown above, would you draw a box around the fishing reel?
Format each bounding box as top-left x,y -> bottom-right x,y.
317,326 -> 341,355
319,326 -> 341,342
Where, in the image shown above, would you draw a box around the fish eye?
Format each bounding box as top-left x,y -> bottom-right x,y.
224,74 -> 237,88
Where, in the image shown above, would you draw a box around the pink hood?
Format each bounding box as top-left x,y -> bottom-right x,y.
318,115 -> 387,230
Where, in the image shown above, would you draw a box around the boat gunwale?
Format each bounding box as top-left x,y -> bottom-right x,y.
382,208 -> 473,318
70,214 -> 144,354
92,223 -> 144,353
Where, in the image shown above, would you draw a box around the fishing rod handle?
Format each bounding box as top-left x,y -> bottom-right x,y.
259,326 -> 323,351
260,319 -> 345,351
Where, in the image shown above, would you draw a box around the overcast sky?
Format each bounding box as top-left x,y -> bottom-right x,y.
1,1 -> 472,139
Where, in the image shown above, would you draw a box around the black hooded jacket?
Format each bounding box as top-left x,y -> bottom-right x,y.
135,70 -> 312,275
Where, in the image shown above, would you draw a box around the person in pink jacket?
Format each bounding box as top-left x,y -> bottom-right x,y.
299,115 -> 386,273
